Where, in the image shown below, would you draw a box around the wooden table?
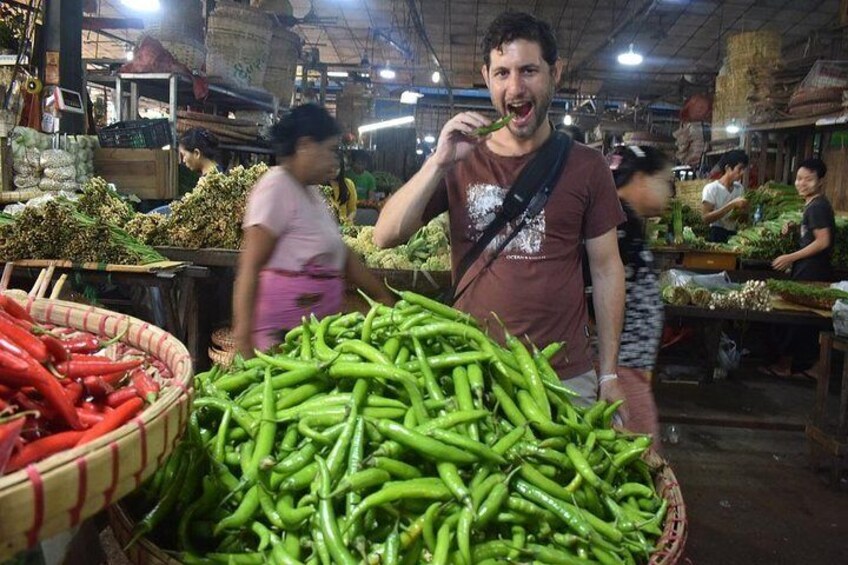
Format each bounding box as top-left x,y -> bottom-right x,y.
663,303 -> 832,381
808,332 -> 848,486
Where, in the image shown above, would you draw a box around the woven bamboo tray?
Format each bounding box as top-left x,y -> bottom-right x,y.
0,296 -> 194,560
107,449 -> 686,564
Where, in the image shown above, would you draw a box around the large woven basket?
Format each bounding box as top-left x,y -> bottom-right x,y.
107,450 -> 686,564
0,296 -> 194,560
262,25 -> 301,104
646,451 -> 687,564
205,1 -> 273,88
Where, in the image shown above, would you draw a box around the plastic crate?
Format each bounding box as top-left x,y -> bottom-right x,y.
97,119 -> 173,149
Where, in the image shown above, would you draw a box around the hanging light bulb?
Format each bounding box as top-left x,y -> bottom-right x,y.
617,44 -> 643,66
563,114 -> 573,126
725,120 -> 741,135
379,63 -> 396,80
125,45 -> 134,61
121,0 -> 161,12
431,70 -> 441,83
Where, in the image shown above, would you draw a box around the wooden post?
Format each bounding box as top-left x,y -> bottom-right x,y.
0,137 -> 11,193
758,131 -> 769,184
774,133 -> 785,184
842,0 -> 848,25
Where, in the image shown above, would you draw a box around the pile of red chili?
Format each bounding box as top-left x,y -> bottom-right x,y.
0,295 -> 167,475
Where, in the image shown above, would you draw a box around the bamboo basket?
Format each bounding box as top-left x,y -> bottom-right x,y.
0,189 -> 46,204
210,327 -> 235,351
107,449 -> 686,564
143,0 -> 205,43
674,180 -> 705,212
726,30 -> 781,70
262,25 -> 301,104
205,1 -> 273,88
155,38 -> 207,73
0,296 -> 194,560
646,451 -> 688,564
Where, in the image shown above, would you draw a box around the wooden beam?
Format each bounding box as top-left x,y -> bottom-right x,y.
82,17 -> 145,31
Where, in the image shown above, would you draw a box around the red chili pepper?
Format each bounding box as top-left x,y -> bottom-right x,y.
0,416 -> 26,474
79,401 -> 101,414
83,376 -> 114,399
105,387 -> 139,408
99,370 -> 129,386
0,383 -> 13,397
76,410 -> 104,428
40,334 -> 70,364
0,295 -> 34,324
76,397 -> 143,446
55,358 -> 143,379
63,381 -> 84,406
130,368 -> 159,403
0,349 -> 28,373
70,353 -> 111,362
60,334 -> 102,354
12,392 -> 57,422
0,317 -> 49,363
0,357 -> 83,431
4,430 -> 86,473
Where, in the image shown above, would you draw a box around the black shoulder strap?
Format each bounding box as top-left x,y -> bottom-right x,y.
445,131 -> 573,305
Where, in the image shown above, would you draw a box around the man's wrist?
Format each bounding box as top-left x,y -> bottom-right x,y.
598,373 -> 618,385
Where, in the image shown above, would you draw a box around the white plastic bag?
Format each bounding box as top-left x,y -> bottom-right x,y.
717,332 -> 742,372
833,300 -> 848,337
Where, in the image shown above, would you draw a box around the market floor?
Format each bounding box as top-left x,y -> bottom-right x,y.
656,372 -> 848,565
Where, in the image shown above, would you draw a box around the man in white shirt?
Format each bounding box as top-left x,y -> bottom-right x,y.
701,149 -> 749,243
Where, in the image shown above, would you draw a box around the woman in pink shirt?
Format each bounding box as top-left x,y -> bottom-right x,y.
233,104 -> 392,356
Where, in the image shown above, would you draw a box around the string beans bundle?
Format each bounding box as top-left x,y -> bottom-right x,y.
129,291 -> 668,564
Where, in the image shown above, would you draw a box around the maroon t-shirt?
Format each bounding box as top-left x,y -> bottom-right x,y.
424,141 -> 624,379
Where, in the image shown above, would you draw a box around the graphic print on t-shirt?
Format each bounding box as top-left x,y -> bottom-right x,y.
466,182 -> 546,257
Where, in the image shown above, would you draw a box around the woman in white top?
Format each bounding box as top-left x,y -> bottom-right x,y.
701,149 -> 750,243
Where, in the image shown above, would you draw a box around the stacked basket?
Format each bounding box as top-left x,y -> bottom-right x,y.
208,326 -> 236,367
0,295 -> 193,560
262,25 -> 302,105
206,1 -> 273,89
712,31 -> 781,139
141,0 -> 206,72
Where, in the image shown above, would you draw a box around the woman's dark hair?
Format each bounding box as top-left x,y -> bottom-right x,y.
337,153 -> 350,205
797,157 -> 827,179
482,12 -> 558,68
270,103 -> 341,157
717,149 -> 749,172
179,127 -> 219,160
610,145 -> 670,188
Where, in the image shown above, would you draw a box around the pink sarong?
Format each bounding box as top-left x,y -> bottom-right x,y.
252,266 -> 344,351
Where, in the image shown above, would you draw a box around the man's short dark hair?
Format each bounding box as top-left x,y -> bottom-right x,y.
481,12 -> 558,68
717,149 -> 749,172
797,157 -> 827,178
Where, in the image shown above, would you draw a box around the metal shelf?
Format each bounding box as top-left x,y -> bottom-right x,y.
87,73 -> 279,114
219,143 -> 274,155
745,113 -> 848,132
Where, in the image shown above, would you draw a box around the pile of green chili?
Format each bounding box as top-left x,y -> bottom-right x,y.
126,291 -> 668,564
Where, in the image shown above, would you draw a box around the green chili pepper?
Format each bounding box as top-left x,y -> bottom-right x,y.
428,428 -> 506,465
412,335 -> 445,402
345,478 -> 452,531
457,505 -> 474,564
567,443 -> 612,493
315,457 -> 358,565
471,113 -> 514,136
370,456 -> 423,479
